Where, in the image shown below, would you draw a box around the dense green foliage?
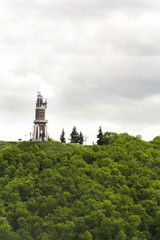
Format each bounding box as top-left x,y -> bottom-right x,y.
0,134 -> 160,239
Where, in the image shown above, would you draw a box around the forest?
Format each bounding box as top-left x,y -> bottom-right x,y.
0,132 -> 160,239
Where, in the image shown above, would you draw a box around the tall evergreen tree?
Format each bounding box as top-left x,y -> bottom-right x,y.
60,129 -> 66,143
78,131 -> 84,145
70,126 -> 79,143
97,126 -> 103,145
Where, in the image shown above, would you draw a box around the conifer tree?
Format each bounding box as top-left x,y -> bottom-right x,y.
70,126 -> 79,143
97,126 -> 103,145
60,129 -> 66,143
78,131 -> 84,145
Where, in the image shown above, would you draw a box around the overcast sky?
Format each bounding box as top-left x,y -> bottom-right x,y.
0,0 -> 160,143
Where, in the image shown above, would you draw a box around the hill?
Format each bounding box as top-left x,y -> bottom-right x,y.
0,134 -> 160,240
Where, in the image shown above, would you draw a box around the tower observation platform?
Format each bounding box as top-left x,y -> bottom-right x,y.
32,92 -> 48,141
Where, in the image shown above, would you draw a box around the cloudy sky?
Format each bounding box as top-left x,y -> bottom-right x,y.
0,0 -> 160,143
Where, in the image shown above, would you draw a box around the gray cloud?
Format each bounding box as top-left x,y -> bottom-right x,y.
10,0 -> 158,17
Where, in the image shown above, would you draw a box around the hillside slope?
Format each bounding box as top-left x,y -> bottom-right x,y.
0,135 -> 160,240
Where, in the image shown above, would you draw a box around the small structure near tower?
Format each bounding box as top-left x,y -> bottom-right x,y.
32,92 -> 48,141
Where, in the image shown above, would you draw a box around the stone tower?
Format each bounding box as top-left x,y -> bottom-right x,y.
33,92 -> 48,141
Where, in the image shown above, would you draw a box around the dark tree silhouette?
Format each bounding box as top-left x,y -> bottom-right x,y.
70,126 -> 79,143
78,131 -> 84,145
97,126 -> 103,145
60,129 -> 66,143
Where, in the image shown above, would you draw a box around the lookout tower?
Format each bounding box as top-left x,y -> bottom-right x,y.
33,92 -> 48,141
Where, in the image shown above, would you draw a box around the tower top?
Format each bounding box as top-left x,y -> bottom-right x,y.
36,91 -> 47,108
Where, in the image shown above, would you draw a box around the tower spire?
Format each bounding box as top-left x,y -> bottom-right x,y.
32,92 -> 48,141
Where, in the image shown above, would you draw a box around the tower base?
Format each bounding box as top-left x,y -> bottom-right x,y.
33,122 -> 48,141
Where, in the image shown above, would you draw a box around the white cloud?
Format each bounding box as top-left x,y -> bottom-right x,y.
0,0 -> 160,142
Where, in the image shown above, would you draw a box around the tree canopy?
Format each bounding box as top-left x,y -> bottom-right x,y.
0,134 -> 160,239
